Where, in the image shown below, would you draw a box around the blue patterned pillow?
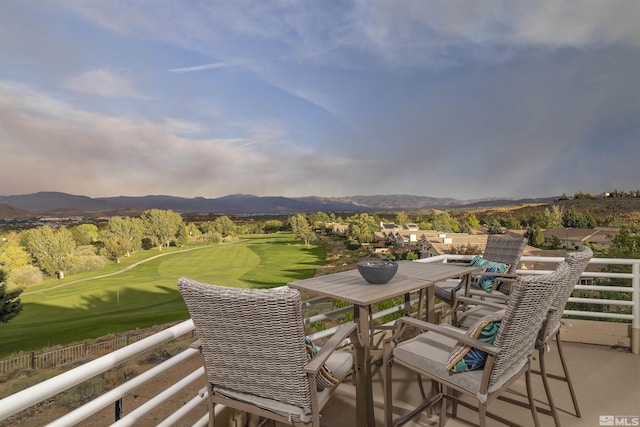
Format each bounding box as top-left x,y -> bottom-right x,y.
445,312 -> 504,373
469,256 -> 509,291
305,337 -> 339,389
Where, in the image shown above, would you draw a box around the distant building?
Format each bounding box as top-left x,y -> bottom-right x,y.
542,227 -> 619,249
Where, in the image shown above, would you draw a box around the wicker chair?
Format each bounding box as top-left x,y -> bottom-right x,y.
178,278 -> 357,427
383,263 -> 571,427
435,235 -> 527,321
455,246 -> 593,427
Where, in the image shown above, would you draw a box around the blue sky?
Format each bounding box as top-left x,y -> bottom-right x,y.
1,1 -> 639,200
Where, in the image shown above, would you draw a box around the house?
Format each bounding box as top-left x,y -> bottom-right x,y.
543,227 -> 619,249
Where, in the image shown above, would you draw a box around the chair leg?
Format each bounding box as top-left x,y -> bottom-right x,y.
383,355 -> 393,427
417,373 -> 427,400
539,346 -> 562,427
525,365 -> 541,427
439,386 -> 447,427
478,403 -> 487,427
556,331 -> 581,418
209,385 -> 215,427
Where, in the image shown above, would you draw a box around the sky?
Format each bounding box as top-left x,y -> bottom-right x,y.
1,1 -> 639,201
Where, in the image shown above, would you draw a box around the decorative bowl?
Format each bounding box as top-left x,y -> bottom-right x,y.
357,260 -> 398,284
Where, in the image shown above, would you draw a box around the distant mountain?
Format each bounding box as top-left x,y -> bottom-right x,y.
0,202 -> 34,218
0,191 -> 556,218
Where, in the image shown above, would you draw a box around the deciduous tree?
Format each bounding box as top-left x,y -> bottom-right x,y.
25,226 -> 76,279
346,213 -> 378,244
140,209 -> 183,250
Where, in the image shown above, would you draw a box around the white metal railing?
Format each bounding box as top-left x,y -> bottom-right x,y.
0,255 -> 638,426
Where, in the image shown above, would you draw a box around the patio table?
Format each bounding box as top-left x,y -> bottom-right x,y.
289,260 -> 478,427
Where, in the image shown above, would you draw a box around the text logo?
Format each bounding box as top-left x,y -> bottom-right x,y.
600,416 -> 640,426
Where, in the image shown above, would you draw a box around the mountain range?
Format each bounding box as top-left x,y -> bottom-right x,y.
0,191 -> 557,218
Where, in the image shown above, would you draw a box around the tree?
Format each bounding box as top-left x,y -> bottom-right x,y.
346,213 -> 378,244
263,220 -> 284,233
467,214 -> 481,228
395,212 -> 409,227
308,212 -> 330,230
71,223 -> 99,245
101,236 -> 129,263
503,216 -> 521,230
213,216 -> 237,237
103,216 -> 143,257
0,283 -> 23,323
176,223 -> 189,247
526,225 -> 545,247
140,209 -> 183,250
25,226 -> 76,279
487,219 -> 503,235
289,214 -> 316,246
0,232 -> 30,274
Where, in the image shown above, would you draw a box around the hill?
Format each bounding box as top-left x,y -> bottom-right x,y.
0,202 -> 34,218
462,197 -> 640,225
0,192 -> 556,218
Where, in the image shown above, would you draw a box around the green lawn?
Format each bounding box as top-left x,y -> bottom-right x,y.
0,233 -> 327,357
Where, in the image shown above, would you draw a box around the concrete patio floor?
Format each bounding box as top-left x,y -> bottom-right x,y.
310,341 -> 639,427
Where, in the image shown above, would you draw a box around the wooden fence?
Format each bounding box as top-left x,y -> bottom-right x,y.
0,330 -> 156,374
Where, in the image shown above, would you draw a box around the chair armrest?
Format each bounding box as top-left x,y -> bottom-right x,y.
393,317 -> 498,355
455,296 -> 507,310
305,322 -> 357,374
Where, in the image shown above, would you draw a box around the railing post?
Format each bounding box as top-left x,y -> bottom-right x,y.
632,261 -> 639,355
115,398 -> 123,421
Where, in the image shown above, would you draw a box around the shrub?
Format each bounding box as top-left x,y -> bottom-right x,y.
7,265 -> 43,287
67,255 -> 108,274
58,377 -> 107,408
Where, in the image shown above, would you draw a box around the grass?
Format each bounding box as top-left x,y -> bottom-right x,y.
0,233 -> 326,357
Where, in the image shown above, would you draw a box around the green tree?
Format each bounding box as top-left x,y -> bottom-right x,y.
432,212 -> 453,232
71,223 -> 99,245
526,225 -> 545,247
263,220 -> 284,233
289,214 -> 316,245
544,205 -> 563,228
308,212 -> 330,230
141,209 -> 183,250
176,223 -> 189,247
346,213 -> 378,244
25,226 -> 76,278
0,232 -> 30,274
467,214 -> 481,228
213,216 -> 237,237
0,283 -> 23,323
503,216 -> 521,230
487,219 -> 503,234
101,236 -> 129,263
395,212 -> 409,227
103,216 -> 143,257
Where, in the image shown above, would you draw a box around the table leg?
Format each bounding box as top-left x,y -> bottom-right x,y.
354,304 -> 376,427
426,285 -> 436,323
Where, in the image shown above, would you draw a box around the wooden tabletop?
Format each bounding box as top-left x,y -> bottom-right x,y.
289,261 -> 477,306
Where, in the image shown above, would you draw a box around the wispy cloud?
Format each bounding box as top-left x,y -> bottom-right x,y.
64,69 -> 147,99
168,60 -> 242,73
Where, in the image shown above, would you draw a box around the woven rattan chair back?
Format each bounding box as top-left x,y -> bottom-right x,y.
488,262 -> 571,391
543,246 -> 593,341
178,278 -> 313,410
483,235 -> 528,275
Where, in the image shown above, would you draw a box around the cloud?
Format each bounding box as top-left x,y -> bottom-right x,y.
0,80 -> 363,198
64,69 -> 147,99
168,60 -> 243,73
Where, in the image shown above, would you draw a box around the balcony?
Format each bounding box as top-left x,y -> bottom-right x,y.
1,255 -> 638,426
